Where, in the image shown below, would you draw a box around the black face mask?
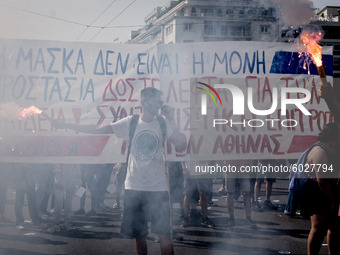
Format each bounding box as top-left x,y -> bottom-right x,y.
144,101 -> 163,116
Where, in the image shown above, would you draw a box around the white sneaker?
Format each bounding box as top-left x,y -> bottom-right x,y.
16,225 -> 25,231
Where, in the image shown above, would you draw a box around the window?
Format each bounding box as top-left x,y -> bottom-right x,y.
226,9 -> 234,18
184,23 -> 193,31
166,25 -> 173,35
179,9 -> 184,16
239,10 -> 245,18
204,21 -> 215,35
217,9 -> 223,17
260,25 -> 270,33
201,8 -> 213,17
334,45 -> 340,52
221,25 -> 228,36
333,57 -> 340,68
247,9 -> 254,17
153,28 -> 161,36
231,26 -> 245,36
191,7 -> 197,17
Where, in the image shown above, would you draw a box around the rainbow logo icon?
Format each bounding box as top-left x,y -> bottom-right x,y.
196,82 -> 222,115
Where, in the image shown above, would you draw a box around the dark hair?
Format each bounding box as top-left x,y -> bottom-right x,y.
317,122 -> 340,143
140,87 -> 162,101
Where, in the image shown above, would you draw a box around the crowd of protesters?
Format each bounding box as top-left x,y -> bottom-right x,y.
0,82 -> 340,255
0,160 -> 289,231
0,154 -> 338,255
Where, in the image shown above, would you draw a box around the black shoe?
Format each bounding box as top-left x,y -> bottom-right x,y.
74,209 -> 86,216
97,203 -> 112,212
172,232 -> 184,241
263,200 -> 277,210
201,217 -> 215,228
47,224 -> 60,233
181,217 -> 190,227
227,217 -> 236,227
209,201 -> 218,207
86,210 -> 96,216
39,210 -> 52,216
252,201 -> 264,212
32,219 -> 42,225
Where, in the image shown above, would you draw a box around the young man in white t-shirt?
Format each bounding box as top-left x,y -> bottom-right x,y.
54,87 -> 185,255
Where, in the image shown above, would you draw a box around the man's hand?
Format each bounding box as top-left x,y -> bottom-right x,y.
50,118 -> 113,134
318,81 -> 333,99
161,105 -> 175,121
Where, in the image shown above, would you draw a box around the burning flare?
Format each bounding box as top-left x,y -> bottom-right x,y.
299,27 -> 326,81
0,103 -> 52,123
300,30 -> 323,67
300,29 -> 327,84
19,106 -> 42,119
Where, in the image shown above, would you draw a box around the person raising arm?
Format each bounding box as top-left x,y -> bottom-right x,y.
53,90 -> 186,153
319,81 -> 340,125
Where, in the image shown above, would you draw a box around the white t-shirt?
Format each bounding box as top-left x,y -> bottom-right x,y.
110,115 -> 173,191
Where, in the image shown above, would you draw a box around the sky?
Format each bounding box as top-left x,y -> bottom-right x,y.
0,0 -> 338,43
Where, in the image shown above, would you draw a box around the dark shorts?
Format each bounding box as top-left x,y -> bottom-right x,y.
184,178 -> 211,197
301,179 -> 331,216
226,178 -> 251,193
255,176 -> 276,183
301,179 -> 340,231
121,190 -> 171,238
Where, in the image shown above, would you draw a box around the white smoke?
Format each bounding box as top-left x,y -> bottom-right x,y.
260,0 -> 316,28
0,102 -> 22,120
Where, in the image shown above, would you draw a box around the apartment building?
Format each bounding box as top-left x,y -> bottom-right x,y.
129,0 -> 280,44
129,1 -> 340,84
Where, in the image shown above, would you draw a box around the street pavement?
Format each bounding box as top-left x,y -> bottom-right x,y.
0,178 -> 330,255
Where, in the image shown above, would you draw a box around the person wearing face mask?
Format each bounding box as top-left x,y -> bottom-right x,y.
52,87 -> 186,255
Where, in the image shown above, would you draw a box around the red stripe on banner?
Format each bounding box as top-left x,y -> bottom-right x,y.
0,136 -> 110,157
287,135 -> 317,154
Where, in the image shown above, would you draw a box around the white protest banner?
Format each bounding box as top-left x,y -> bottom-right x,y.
0,39 -> 333,163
